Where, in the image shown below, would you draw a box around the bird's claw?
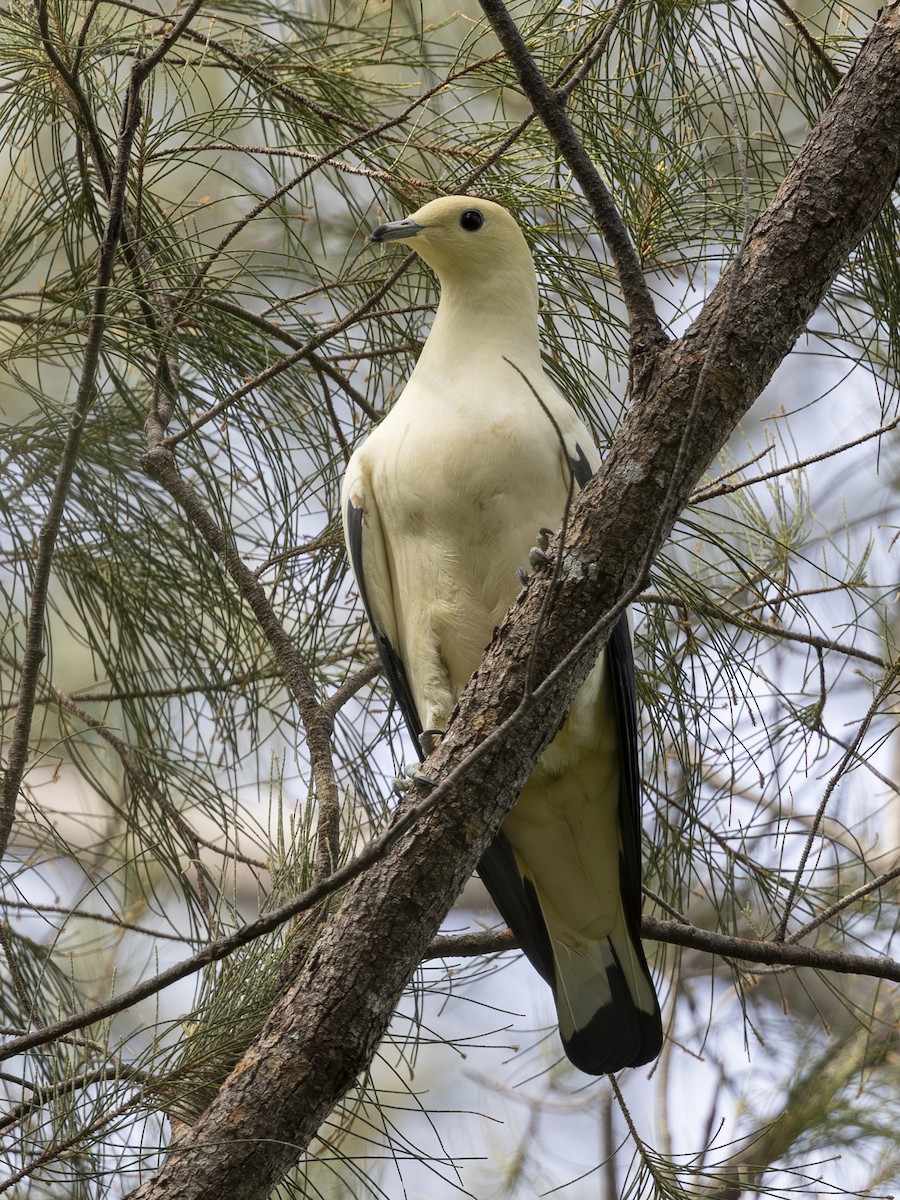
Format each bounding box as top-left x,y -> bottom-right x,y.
392,768 -> 438,795
516,567 -> 529,586
419,728 -> 444,756
527,527 -> 555,569
409,769 -> 438,788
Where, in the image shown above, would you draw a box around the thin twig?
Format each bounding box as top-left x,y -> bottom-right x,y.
37,671 -> 282,705
642,885 -> 694,926
555,0 -> 636,99
775,666 -> 898,940
477,0 -> 665,358
0,898 -> 195,943
691,413 -> 900,504
610,1075 -> 670,1191
785,862 -> 900,945
0,921 -> 38,1027
147,141 -> 436,193
641,591 -> 889,670
0,1064 -> 149,1138
773,0 -> 842,84
813,723 -> 900,797
690,442 -> 776,497
254,532 -> 342,579
198,294 -> 379,421
0,12 -> 162,859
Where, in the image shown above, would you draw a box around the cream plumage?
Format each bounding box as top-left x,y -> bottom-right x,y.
341,196 -> 662,1073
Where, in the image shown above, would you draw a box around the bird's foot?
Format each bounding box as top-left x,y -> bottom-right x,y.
409,769 -> 438,788
391,768 -> 438,795
419,728 -> 444,757
527,527 -> 555,569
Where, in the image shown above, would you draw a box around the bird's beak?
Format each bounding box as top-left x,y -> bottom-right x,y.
369,217 -> 424,244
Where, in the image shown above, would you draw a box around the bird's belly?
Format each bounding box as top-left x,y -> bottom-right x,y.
382,418 -> 563,541
387,503 -> 530,694
373,417 -> 567,693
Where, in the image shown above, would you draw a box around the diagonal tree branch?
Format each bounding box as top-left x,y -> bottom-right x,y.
122,4 -> 900,1198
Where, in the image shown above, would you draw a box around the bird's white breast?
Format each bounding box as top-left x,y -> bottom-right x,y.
364,371 -> 570,699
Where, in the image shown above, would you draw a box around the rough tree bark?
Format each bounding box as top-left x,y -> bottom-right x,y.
128,4 -> 900,1197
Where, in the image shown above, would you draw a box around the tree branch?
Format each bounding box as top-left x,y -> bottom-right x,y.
140,447 -> 338,877
427,920 -> 900,981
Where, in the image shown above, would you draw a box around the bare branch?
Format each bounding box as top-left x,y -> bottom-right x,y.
322,659 -> 382,722
785,862 -> 900,944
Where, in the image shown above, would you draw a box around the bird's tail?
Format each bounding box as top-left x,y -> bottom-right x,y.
548,905 -> 662,1075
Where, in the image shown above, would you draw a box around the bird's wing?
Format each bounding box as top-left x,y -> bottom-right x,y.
476,432 -> 600,986
478,433 -> 661,1071
606,611 -> 645,952
342,460 -> 423,747
563,442 -> 649,978
566,607 -> 662,1071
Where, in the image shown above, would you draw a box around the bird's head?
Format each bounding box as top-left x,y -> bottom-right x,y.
370,197 -> 536,296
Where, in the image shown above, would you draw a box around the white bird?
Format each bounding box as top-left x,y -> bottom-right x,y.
341,196 -> 662,1074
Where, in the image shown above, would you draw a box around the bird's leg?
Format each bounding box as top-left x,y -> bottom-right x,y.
419,728 -> 444,757
527,527 -> 555,569
391,724 -> 445,794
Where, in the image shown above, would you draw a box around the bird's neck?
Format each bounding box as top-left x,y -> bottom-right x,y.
414,274 -> 543,382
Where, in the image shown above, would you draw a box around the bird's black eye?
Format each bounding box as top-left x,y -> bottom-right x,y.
459,209 -> 484,232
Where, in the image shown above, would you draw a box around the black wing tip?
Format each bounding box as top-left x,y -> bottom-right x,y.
563,1002 -> 663,1075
